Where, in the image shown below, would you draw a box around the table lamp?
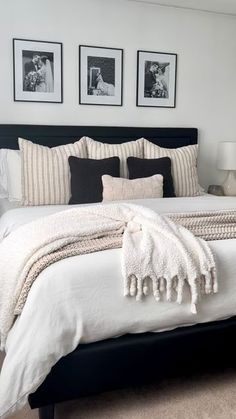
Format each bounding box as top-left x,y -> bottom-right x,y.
217,142 -> 236,196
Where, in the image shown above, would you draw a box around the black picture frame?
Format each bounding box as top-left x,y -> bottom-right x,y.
136,50 -> 177,108
13,38 -> 63,103
79,45 -> 123,106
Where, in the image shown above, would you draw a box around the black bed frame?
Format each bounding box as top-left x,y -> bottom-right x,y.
1,124 -> 235,419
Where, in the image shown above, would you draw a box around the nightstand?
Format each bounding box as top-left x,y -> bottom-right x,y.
207,185 -> 224,196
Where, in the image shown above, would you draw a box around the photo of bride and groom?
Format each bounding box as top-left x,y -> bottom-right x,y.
144,61 -> 170,99
23,51 -> 54,93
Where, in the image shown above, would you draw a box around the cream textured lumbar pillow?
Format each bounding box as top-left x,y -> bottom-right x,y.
102,174 -> 163,201
86,137 -> 143,178
139,138 -> 202,197
19,137 -> 87,206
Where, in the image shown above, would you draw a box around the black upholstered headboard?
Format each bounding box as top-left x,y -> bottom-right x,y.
0,125 -> 197,149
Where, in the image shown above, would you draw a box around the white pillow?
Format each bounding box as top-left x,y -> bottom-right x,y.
6,150 -> 22,201
139,138 -> 202,197
0,149 -> 22,201
102,174 -> 163,201
0,150 -> 8,198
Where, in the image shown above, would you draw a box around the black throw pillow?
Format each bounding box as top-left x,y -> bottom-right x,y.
127,156 -> 175,198
69,156 -> 120,204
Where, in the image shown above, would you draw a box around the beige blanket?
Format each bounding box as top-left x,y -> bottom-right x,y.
14,235 -> 123,314
168,210 -> 236,241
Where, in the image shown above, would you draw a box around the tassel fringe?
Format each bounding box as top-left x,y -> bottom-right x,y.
124,268 -> 217,314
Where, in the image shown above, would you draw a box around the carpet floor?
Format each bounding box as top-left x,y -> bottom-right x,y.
1,352 -> 236,419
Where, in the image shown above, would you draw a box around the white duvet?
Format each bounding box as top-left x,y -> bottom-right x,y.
0,198 -> 20,218
0,196 -> 236,418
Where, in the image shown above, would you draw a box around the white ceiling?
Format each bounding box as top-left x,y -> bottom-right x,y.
127,0 -> 236,16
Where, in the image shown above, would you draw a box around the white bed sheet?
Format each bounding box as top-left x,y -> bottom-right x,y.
0,199 -> 20,218
0,195 -> 236,418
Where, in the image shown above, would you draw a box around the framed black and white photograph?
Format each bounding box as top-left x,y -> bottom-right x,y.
13,38 -> 63,103
137,50 -> 177,108
79,45 -> 123,106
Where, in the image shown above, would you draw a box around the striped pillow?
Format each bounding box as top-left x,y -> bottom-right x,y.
86,137 -> 143,178
140,138 -> 202,197
19,137 -> 87,206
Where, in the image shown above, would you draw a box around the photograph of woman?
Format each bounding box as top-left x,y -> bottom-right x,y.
87,56 -> 115,97
89,67 -> 115,96
35,56 -> 54,92
79,45 -> 123,106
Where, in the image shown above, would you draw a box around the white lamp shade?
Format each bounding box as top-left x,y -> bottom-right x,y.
217,142 -> 236,170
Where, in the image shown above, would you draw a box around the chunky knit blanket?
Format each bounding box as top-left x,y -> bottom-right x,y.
0,204 -> 218,351
168,210 -> 236,241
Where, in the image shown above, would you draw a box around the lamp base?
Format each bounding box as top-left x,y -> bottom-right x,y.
222,171 -> 236,196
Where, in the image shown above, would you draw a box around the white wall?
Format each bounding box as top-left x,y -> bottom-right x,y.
0,0 -> 236,188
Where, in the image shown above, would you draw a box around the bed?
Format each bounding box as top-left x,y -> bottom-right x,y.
0,125 -> 236,419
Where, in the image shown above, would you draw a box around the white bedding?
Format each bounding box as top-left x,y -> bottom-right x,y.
0,199 -> 21,218
0,194 -> 229,241
0,195 -> 236,418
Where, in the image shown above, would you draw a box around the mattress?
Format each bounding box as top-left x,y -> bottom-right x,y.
0,195 -> 236,418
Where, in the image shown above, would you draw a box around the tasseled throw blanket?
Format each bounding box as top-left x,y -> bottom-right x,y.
0,203 -> 225,350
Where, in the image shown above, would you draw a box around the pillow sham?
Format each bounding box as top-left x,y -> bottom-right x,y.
6,150 -> 22,201
0,149 -> 22,201
127,156 -> 175,198
139,139 -> 202,197
0,149 -> 8,199
19,138 -> 87,206
102,174 -> 163,201
86,137 -> 143,178
69,156 -> 120,204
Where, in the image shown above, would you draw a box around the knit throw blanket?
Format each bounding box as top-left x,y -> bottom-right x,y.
0,204 -> 220,350
168,210 -> 236,241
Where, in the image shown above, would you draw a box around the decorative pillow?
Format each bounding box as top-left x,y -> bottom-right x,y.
140,139 -> 202,197
19,138 -> 87,206
102,174 -> 163,201
127,156 -> 175,198
69,156 -> 120,204
85,137 -> 143,178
